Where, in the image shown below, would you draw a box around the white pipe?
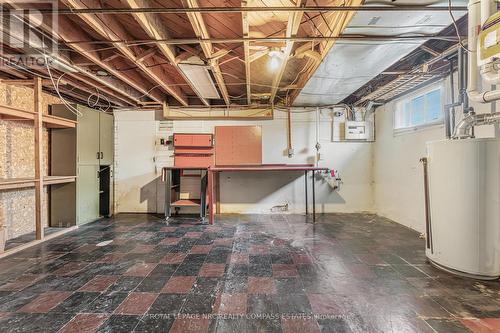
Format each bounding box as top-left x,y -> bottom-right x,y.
466,0 -> 500,103
480,0 -> 493,25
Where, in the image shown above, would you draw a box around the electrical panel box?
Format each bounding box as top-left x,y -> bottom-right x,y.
345,121 -> 370,140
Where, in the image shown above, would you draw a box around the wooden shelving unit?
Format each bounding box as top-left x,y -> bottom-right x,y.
0,78 -> 77,256
0,176 -> 77,191
0,104 -> 77,129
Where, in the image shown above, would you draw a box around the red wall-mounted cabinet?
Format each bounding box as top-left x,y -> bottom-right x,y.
174,133 -> 213,148
173,133 -> 214,168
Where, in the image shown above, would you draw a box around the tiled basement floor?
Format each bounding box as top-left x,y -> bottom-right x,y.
0,214 -> 499,333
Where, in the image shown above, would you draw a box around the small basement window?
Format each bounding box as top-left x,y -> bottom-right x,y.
394,86 -> 443,132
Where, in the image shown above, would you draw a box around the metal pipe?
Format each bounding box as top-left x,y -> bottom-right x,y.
62,35 -> 459,46
6,6 -> 469,15
453,112 -> 500,138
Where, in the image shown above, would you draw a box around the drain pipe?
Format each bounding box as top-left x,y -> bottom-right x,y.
466,0 -> 500,104
454,112 -> 500,138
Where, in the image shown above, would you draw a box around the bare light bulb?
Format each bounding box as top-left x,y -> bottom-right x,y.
268,56 -> 281,71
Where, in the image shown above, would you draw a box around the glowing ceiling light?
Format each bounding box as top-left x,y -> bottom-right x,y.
268,47 -> 283,71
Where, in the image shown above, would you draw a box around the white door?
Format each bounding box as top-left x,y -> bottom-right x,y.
77,164 -> 100,224
114,111 -> 158,213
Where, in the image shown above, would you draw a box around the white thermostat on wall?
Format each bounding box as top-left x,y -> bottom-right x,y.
345,121 -> 369,140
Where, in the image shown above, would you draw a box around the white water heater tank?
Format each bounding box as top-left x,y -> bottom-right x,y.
425,138 -> 500,279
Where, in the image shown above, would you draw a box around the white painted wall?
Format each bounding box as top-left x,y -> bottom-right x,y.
114,109 -> 375,214
373,76 -> 499,233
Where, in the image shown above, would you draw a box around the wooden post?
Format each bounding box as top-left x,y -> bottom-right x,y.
215,172 -> 220,214
34,77 -> 44,240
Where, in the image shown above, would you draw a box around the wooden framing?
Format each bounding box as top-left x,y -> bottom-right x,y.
125,0 -> 210,106
0,81 -> 77,253
34,77 -> 44,240
181,0 -> 230,105
63,0 -> 188,105
4,1 -> 366,111
8,3 -> 145,106
269,0 -> 305,105
242,0 -> 251,105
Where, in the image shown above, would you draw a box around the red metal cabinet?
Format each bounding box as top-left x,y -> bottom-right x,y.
173,133 -> 214,168
174,133 -> 213,147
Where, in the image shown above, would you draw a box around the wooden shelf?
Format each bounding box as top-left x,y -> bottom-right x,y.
171,199 -> 201,207
0,104 -> 76,129
44,176 -> 77,185
0,176 -> 76,191
43,114 -> 77,129
0,178 -> 35,190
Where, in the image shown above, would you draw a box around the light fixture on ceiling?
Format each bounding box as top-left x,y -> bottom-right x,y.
268,47 -> 284,71
178,56 -> 221,99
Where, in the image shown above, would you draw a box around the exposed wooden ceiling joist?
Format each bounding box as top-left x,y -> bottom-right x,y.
124,0 -> 210,106
269,0 -> 305,105
242,0 -> 251,105
181,0 -> 230,106
24,5 -> 468,15
63,0 -> 188,106
1,6 -> 140,106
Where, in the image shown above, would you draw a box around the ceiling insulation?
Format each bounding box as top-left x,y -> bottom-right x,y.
293,0 -> 467,106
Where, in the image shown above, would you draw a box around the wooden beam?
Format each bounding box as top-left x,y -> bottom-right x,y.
269,0 -> 305,104
64,0 -> 187,105
8,3 -> 144,105
181,0 -> 231,105
136,48 -> 157,63
33,77 -> 44,241
124,0 -> 209,106
242,0 -> 251,105
101,52 -> 121,62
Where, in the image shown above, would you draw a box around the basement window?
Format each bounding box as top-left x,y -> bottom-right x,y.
394,86 -> 443,132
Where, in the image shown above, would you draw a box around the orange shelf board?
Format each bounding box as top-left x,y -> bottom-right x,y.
171,199 -> 201,207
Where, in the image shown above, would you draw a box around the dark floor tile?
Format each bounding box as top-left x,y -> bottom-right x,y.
0,313 -> 74,333
181,293 -> 216,314
317,318 -> 352,333
192,277 -> 222,295
148,264 -> 178,278
248,318 -> 282,333
96,314 -> 141,333
51,292 -> 101,313
277,294 -> 312,314
247,294 -> 279,314
135,276 -> 170,292
84,292 -> 128,313
134,314 -> 174,332
223,277 -> 248,293
148,293 -> 187,314
59,313 -> 109,333
18,291 -> 72,313
275,277 -> 305,295
107,276 -> 144,293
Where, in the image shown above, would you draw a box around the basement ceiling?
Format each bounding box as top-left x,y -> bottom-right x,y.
294,0 -> 467,106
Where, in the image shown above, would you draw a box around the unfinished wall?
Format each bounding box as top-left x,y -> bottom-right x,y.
114,109 -> 375,215
373,75 -> 499,233
0,83 -> 61,240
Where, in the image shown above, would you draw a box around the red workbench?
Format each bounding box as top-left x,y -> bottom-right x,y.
207,164 -> 329,225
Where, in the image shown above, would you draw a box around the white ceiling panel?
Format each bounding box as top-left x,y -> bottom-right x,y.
294,0 -> 467,106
